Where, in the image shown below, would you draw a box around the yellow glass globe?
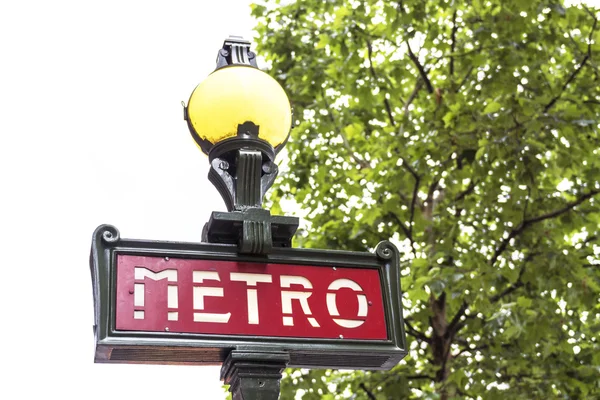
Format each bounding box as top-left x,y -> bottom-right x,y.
187,66 -> 292,149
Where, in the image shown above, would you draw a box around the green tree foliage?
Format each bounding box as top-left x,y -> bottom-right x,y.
253,0 -> 600,398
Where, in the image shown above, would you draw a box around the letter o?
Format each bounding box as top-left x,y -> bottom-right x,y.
326,278 -> 368,328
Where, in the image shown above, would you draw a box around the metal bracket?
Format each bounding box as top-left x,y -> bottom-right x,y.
208,124 -> 278,212
216,36 -> 258,69
203,126 -> 297,255
202,210 -> 298,254
221,348 -> 290,400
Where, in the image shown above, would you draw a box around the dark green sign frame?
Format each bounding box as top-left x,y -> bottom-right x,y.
90,224 -> 407,370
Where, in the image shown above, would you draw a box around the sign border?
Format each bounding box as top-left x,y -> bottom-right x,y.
90,224 -> 407,370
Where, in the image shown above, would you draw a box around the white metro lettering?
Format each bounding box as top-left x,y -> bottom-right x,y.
193,271 -> 231,323
130,269 -> 370,329
133,267 -> 178,321
280,275 -> 320,327
327,278 -> 368,328
229,273 -> 272,324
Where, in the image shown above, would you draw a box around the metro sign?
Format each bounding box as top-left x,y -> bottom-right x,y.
91,225 -> 407,370
118,255 -> 388,340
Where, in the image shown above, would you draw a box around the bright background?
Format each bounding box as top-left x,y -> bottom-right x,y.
0,1 -> 256,398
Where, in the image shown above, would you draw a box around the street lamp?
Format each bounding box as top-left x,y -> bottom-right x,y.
183,36 -> 298,399
184,36 -> 298,255
88,36 -> 406,400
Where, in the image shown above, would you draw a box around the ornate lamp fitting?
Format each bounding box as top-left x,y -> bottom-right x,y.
184,37 -> 297,254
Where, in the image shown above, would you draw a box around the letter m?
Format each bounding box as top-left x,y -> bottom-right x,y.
133,267 -> 178,321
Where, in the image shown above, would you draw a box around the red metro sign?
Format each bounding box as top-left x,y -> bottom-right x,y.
116,255 -> 387,340
91,225 -> 407,370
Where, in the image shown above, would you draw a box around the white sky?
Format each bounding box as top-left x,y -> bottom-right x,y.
0,1 -> 256,399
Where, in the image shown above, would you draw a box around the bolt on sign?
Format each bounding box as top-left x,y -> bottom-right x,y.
91,225 -> 407,370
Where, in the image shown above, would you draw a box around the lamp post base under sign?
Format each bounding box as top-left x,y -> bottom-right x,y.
89,36 -> 407,400
221,348 -> 290,400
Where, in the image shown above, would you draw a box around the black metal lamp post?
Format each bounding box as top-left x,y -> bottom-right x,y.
183,36 -> 298,399
88,36 -> 405,400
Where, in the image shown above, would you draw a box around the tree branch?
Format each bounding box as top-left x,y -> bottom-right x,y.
404,78 -> 424,117
490,189 -> 600,266
523,185 -> 531,222
397,156 -> 420,182
454,180 -> 476,202
409,174 -> 421,244
359,383 -> 377,400
455,66 -> 474,93
405,318 -> 431,343
543,59 -> 590,112
490,251 -> 537,303
387,212 -> 413,243
320,88 -> 370,169
406,41 -> 434,94
447,301 -> 468,336
583,235 -> 598,245
439,45 -> 496,60
406,374 -> 436,380
396,0 -> 406,14
490,281 -> 524,303
366,38 -> 396,127
524,189 -> 600,225
392,156 -> 420,242
426,178 -> 441,205
450,10 -> 457,78
543,11 -> 597,112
